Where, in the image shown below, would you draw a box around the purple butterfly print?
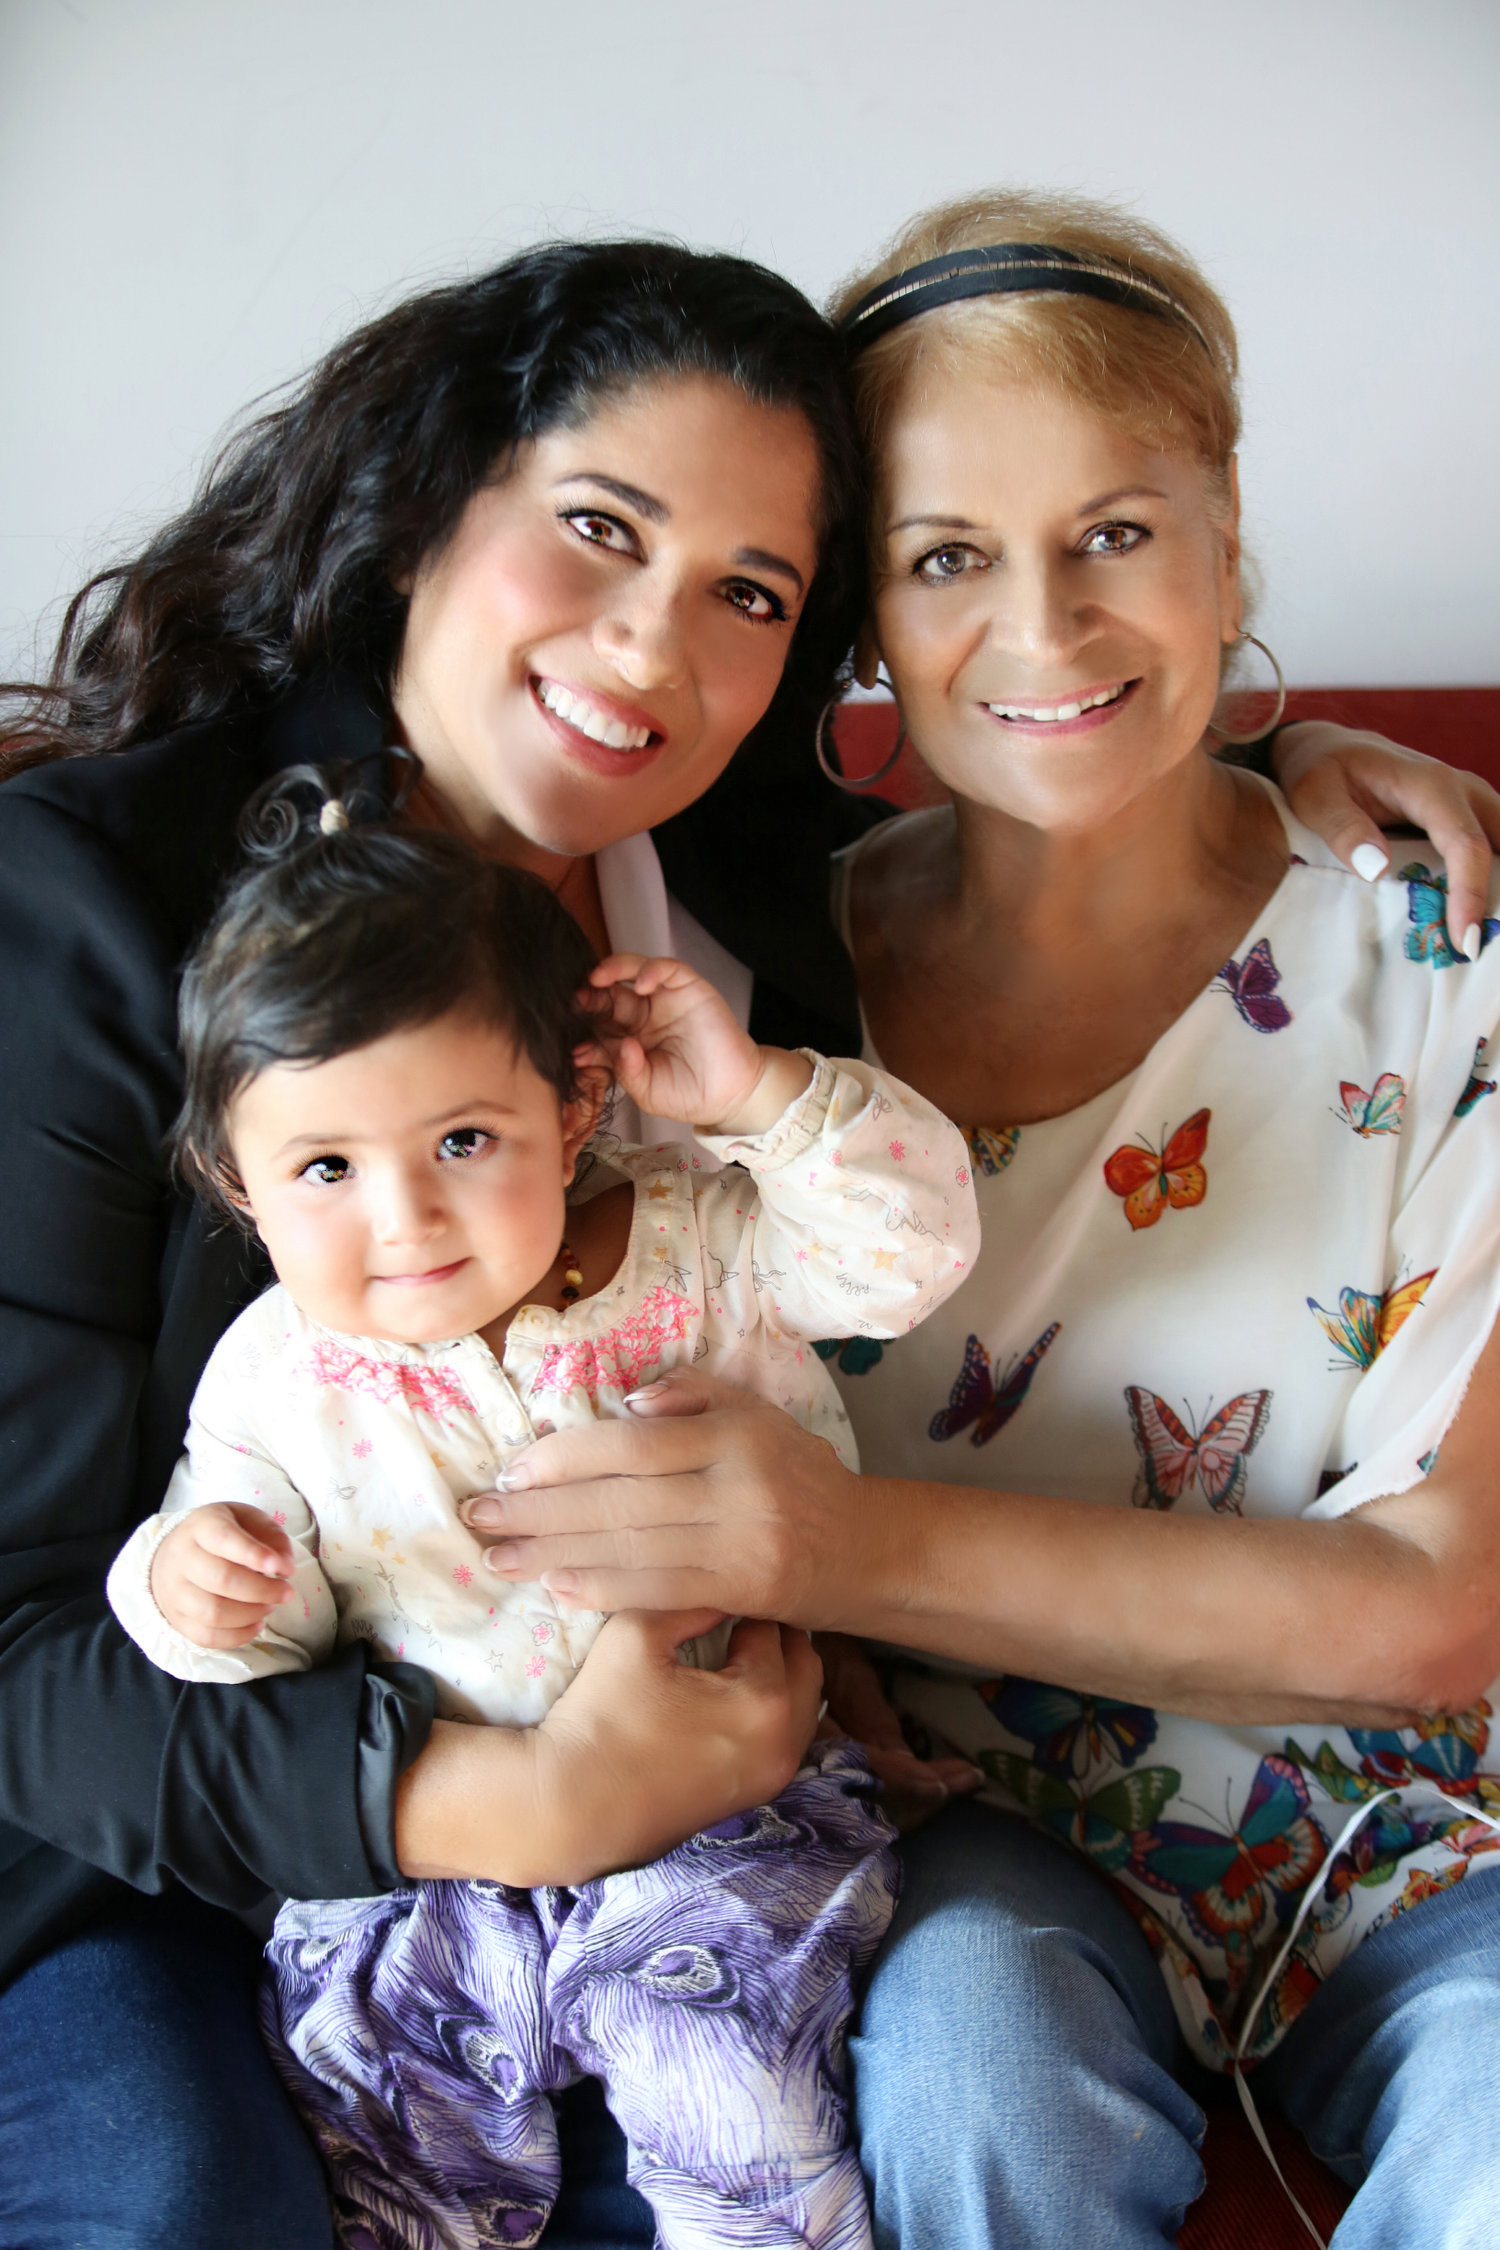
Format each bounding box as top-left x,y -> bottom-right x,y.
929,1324 -> 1061,1446
1214,937 -> 1292,1032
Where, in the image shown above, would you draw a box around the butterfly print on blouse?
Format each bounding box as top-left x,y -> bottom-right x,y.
1213,938 -> 1292,1032
929,1324 -> 1062,1447
1456,1041 -> 1497,1120
1104,1109 -> 1210,1231
963,1125 -> 1022,1177
1333,1073 -> 1405,1137
1399,863 -> 1500,969
978,1752 -> 1180,1877
1306,1272 -> 1435,1371
979,1677 -> 1158,1779
813,1335 -> 886,1377
1124,1387 -> 1271,1515
1126,1753 -> 1328,1979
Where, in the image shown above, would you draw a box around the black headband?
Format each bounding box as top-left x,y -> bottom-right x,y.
838,242 -> 1214,358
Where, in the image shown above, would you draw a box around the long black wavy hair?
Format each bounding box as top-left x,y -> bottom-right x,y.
1,240 -> 866,780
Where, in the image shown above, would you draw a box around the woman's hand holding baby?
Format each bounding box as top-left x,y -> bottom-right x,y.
582,954 -> 813,1135
149,1503 -> 296,1649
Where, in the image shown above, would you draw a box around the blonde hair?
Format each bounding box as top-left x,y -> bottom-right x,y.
830,187 -> 1242,529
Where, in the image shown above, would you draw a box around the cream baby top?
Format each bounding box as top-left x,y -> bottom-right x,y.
108,1056 -> 977,1727
827,785 -> 1500,2070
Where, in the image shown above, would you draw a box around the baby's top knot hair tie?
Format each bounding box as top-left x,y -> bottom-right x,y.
319,798 -> 350,834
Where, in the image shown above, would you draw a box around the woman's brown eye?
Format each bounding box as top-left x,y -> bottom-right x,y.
917,545 -> 978,584
562,510 -> 633,552
1085,523 -> 1147,556
724,582 -> 781,622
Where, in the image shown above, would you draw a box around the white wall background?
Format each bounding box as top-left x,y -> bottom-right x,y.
3,0 -> 1497,686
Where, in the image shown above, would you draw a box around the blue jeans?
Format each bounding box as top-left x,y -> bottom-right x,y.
0,1891 -> 334,2250
849,1799 -> 1500,2248
0,1890 -> 657,2250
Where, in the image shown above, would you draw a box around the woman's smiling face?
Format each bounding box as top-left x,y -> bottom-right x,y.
871,366 -> 1241,832
392,373 -> 822,861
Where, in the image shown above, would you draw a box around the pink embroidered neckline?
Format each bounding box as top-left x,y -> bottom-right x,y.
530,1283 -> 694,1403
300,1338 -> 476,1420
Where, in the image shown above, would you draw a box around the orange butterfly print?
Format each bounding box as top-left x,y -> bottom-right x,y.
1307,1271 -> 1436,1370
1125,1386 -> 1271,1514
1103,1109 -> 1211,1232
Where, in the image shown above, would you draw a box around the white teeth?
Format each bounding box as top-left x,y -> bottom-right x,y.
537,679 -> 652,750
985,683 -> 1127,723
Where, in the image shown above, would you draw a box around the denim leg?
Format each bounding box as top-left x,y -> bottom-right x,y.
539,2079 -> 655,2249
849,1800 -> 1206,2250
0,1890 -> 332,2250
1261,1870 -> 1500,2248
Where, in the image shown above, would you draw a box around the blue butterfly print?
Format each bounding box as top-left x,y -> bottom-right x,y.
813,1336 -> 885,1376
1213,937 -> 1292,1032
980,1677 -> 1158,1778
929,1323 -> 1061,1446
1128,1754 -> 1328,1967
1456,1040 -> 1497,1120
1349,1710 -> 1489,1792
1399,862 -> 1500,969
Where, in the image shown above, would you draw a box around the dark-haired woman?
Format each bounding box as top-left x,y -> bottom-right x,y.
0,237 -> 1489,2247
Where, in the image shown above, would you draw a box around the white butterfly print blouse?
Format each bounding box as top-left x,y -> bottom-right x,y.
830,780 -> 1500,2071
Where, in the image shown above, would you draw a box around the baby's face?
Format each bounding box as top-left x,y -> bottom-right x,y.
228,1007 -> 595,1343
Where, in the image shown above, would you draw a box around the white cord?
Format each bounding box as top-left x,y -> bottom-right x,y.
1230,1785 -> 1500,2247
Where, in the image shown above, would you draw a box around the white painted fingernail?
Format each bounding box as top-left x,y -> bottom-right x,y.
1462,923 -> 1483,962
1351,842 -> 1389,882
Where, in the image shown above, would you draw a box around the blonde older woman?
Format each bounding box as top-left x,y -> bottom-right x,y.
481,194 -> 1500,2248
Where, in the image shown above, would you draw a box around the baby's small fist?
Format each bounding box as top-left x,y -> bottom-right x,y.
150,1502 -> 296,1652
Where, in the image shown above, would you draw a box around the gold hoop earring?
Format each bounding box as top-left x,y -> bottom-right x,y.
815,691 -> 907,793
1207,630 -> 1287,745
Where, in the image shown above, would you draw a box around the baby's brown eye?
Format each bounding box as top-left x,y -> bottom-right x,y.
302,1156 -> 350,1186
437,1128 -> 490,1162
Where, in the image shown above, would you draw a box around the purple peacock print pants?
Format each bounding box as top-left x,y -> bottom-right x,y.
260,1743 -> 898,2250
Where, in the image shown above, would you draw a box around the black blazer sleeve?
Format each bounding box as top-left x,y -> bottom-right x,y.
0,753 -> 432,1979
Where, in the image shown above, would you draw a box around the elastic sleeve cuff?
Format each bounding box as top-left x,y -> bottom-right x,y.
104,1513 -> 257,1684
355,1662 -> 438,1889
697,1051 -> 837,1173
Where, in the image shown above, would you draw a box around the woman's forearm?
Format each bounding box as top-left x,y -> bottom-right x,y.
473,1362 -> 1500,1729
843,1470 -> 1498,1724
394,1720 -> 554,1886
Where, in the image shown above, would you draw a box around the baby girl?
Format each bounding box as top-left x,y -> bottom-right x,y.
107,772 -> 979,2250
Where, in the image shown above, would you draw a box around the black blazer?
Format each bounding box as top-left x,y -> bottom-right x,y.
0,675 -> 877,1987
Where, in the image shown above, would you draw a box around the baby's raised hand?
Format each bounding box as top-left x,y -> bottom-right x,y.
582,955 -> 812,1134
150,1502 -> 297,1650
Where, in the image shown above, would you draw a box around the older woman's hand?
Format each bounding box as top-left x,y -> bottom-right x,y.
1275,720 -> 1500,955
464,1371 -> 877,1626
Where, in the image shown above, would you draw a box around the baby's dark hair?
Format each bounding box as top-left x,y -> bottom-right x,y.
175,766 -> 599,1226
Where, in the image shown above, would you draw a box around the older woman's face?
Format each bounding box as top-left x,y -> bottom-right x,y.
871,367 -> 1239,831
393,374 -> 822,861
